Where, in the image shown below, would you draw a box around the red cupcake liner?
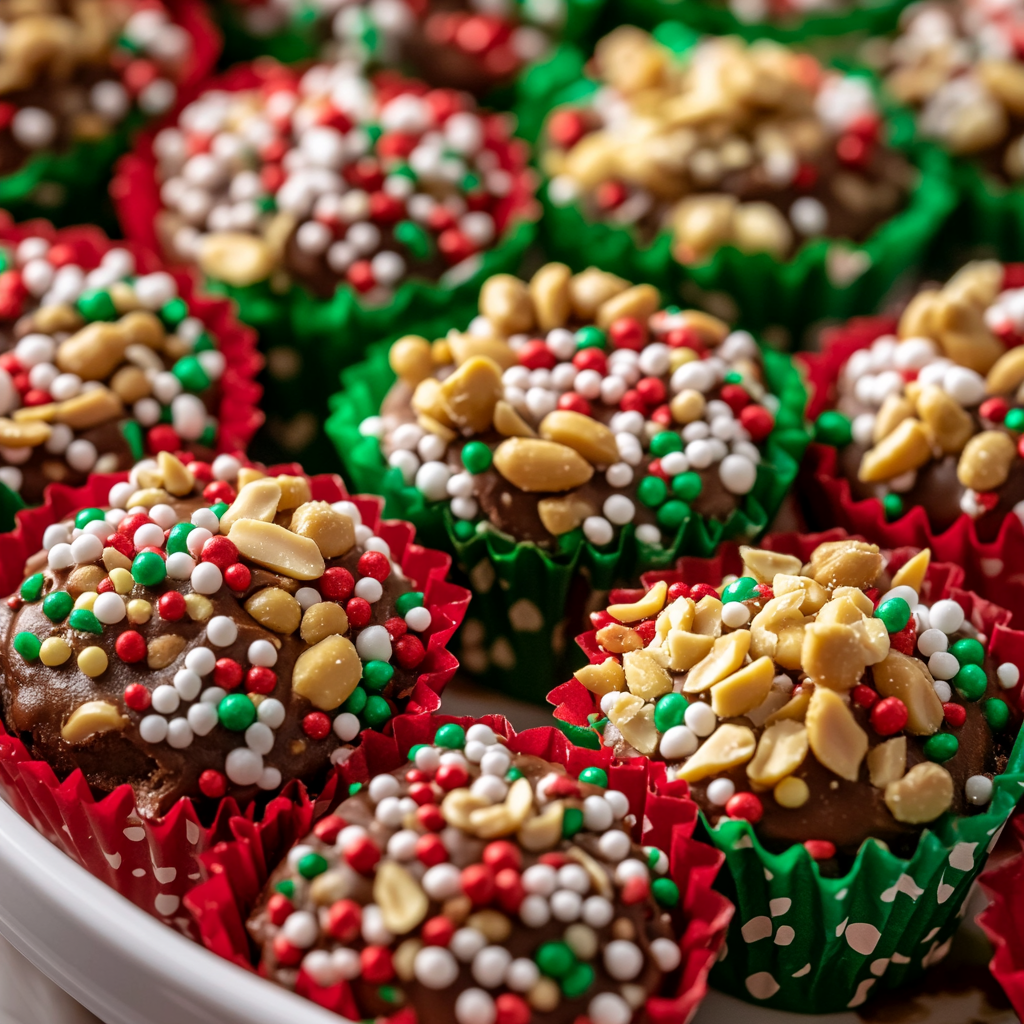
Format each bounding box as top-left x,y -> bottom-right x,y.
185,713 -> 734,1024
0,215 -> 264,459
550,528 -> 1024,733
112,62 -> 538,261
0,465 -> 471,926
978,816 -> 1024,1018
798,305 -> 1024,629
164,0 -> 223,99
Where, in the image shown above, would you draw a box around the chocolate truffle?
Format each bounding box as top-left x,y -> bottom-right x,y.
150,61 -> 536,301
572,538 -> 1021,859
0,454 -> 454,816
882,0 -> 1024,180
0,234 -> 234,504
364,263 -> 788,549
248,722 -> 686,1024
813,260 -> 1024,537
0,0 -> 193,177
542,28 -> 913,264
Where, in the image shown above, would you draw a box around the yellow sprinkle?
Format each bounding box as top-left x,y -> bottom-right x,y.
774,776 -> 809,809
74,591 -> 98,611
39,636 -> 72,667
184,593 -> 213,621
110,568 -> 133,595
127,599 -> 152,624
77,646 -> 108,678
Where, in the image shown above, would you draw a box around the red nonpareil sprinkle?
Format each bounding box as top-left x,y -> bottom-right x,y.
347,260 -> 376,292
123,683 -> 151,711
321,566 -> 355,601
621,876 -> 649,904
45,243 -> 77,267
326,899 -> 361,942
384,616 -> 407,640
720,383 -> 750,414
415,833 -> 448,867
345,835 -> 381,873
393,633 -> 426,669
689,583 -> 719,602
198,769 -> 226,799
943,702 -> 967,728
483,840 -> 522,872
406,768 -> 430,784
754,583 -> 774,601
890,621 -> 917,656
188,460 -> 213,483
590,610 -> 614,629
106,534 -> 134,561
460,863 -> 495,905
213,658 -> 243,689
519,339 -> 557,370
651,403 -> 673,426
361,946 -> 394,984
224,562 -> 251,590
595,179 -> 627,211
147,425 -> 180,454
23,388 -> 51,406
980,397 -> 1009,423
665,326 -> 705,352
438,228 -> 475,264
547,108 -> 587,149
557,392 -> 592,416
422,915 -> 456,947
417,803 -> 445,832
572,348 -> 607,375
201,535 -> 239,568
870,696 -> 908,736
647,458 -> 670,481
408,781 -> 436,806
804,840 -> 836,861
609,316 -> 645,351
117,513 -> 153,540
667,582 -> 690,601
97,577 -> 115,594
302,711 -> 331,740
267,893 -> 293,926
619,389 -> 647,414
739,404 -> 774,441
538,852 -> 568,868
725,792 -> 763,823
115,630 -> 147,664
634,620 -> 657,643
203,480 -> 235,504
495,993 -> 531,1024
313,815 -> 345,844
246,666 -> 277,694
543,776 -> 581,800
852,684 -> 879,710
348,594 -> 375,631
494,867 -> 525,913
356,552 -> 389,584
5,595 -> 19,609
272,936 -> 303,967
435,763 -> 469,791
158,591 -> 187,621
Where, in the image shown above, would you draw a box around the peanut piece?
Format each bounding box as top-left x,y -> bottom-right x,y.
293,635 -> 362,710
389,336 -> 433,384
806,540 -> 883,590
447,335 -> 518,371
684,630 -> 751,693
220,479 -> 283,533
858,419 -> 933,484
480,275 -> 534,336
55,387 -> 123,429
749,590 -> 805,661
765,686 -> 812,725
710,656 -> 774,718
530,263 -> 572,332
574,658 -> 626,696
493,400 -> 536,438
692,595 -> 723,636
606,693 -> 659,754
438,356 -> 504,433
884,762 -> 953,824
55,321 -> 128,380
374,861 -> 429,935
0,417 -> 50,447
519,803 -> 565,852
596,622 -> 643,654
569,268 -> 630,320
957,430 -> 1015,491
492,438 -> 594,492
986,346 -> 1024,396
245,587 -> 302,634
538,410 -> 618,466
300,602 -> 349,645
802,621 -> 872,691
806,687 -> 868,782
441,788 -> 490,830
595,284 -> 660,329
773,574 -> 828,614
608,580 -> 668,623
158,451 -> 195,497
872,651 -> 943,735
675,724 -> 756,782
469,777 -> 534,838
275,475 -> 312,509
916,385 -> 973,455
61,701 -> 128,744
739,546 -> 801,585
290,501 -> 355,558
872,393 -> 915,444
228,519 -> 325,580
66,565 -> 105,597
623,649 -> 673,700
147,634 -> 186,669
665,629 -> 715,670
891,550 -> 930,592
746,720 -> 809,787
199,233 -> 274,287
867,736 -> 906,788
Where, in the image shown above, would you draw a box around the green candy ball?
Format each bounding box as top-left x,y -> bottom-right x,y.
649,431 -> 682,457
166,522 -> 195,555
218,694 -> 256,732
343,686 -> 368,716
637,475 -> 667,508
814,410 -> 853,447
132,551 -> 167,587
578,766 -> 608,788
297,852 -> 328,879
75,508 -> 106,529
672,472 -> 702,501
77,289 -> 117,321
363,660 -> 395,691
160,297 -> 189,326
985,698 -> 1010,730
923,733 -> 959,763
68,608 -> 102,634
561,962 -> 594,998
1005,408 -> 1024,432
562,806 -> 584,837
874,597 -> 911,633
652,877 -> 681,907
882,494 -> 903,521
394,591 -> 424,615
363,695 -> 392,728
954,663 -> 988,701
434,723 -> 466,749
172,356 -> 212,393
950,637 -> 984,667
654,692 -> 689,732
42,590 -> 73,621
575,325 -> 606,350
656,500 -> 689,530
19,573 -> 43,602
722,576 -> 758,604
461,441 -> 492,475
535,942 -> 575,979
13,632 -> 40,661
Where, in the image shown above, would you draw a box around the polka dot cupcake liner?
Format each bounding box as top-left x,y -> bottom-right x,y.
549,528 -> 1024,1014
324,330 -> 809,703
0,466 -> 470,926
978,816 -> 1024,1019
184,712 -> 734,1024
0,215 -> 264,531
523,25 -> 957,342
0,0 -> 220,229
112,61 -> 538,467
799,307 -> 1024,630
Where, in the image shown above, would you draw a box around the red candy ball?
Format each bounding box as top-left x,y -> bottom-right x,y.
202,536 -> 239,568
416,803 -> 445,832
302,712 -> 331,740
198,769 -> 226,799
246,666 -> 277,694
416,834 -> 448,867
313,815 -> 345,844
725,792 -> 763,823
117,513 -> 152,541
272,936 -> 302,967
321,566 -> 355,601
689,583 -> 719,602
345,835 -> 381,874
518,339 -> 556,371
224,562 -> 251,591
547,108 -> 587,149
384,616 -> 408,640
460,864 -> 495,905
115,630 -> 147,664
494,867 -> 525,913
619,389 -> 647,414
636,376 -> 667,407
158,591 -> 186,621
357,550 -> 390,581
393,634 -> 426,669
667,582 -> 690,601
980,397 -> 1009,423
346,597 -> 371,627
123,683 -> 151,711
436,764 -> 469,790
267,893 -> 293,926
557,392 -> 591,416
943,702 -> 967,728
203,480 -> 235,505
804,840 -> 837,861
720,383 -> 750,414
573,348 -> 607,375
609,316 -> 645,351
408,782 -> 436,806
146,425 -> 180,454
483,840 -> 522,873
739,404 -> 774,441
422,915 -> 456,947
871,696 -> 908,736
496,993 -> 531,1024
851,684 -> 878,710
360,946 -> 394,984
326,899 -> 361,942
213,658 -> 243,689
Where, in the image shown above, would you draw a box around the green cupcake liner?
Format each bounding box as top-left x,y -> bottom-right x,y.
933,160 -> 1024,265
325,332 -> 809,702
214,0 -> 322,64
243,219 -> 537,472
524,31 -> 958,344
0,481 -> 24,534
703,723 -> 1024,1012
611,0 -> 912,45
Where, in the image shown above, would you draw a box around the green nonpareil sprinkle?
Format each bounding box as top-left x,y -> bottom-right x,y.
20,573 -> 44,602
210,502 -> 230,519
42,590 -> 73,621
13,632 -> 40,661
68,608 -> 102,634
